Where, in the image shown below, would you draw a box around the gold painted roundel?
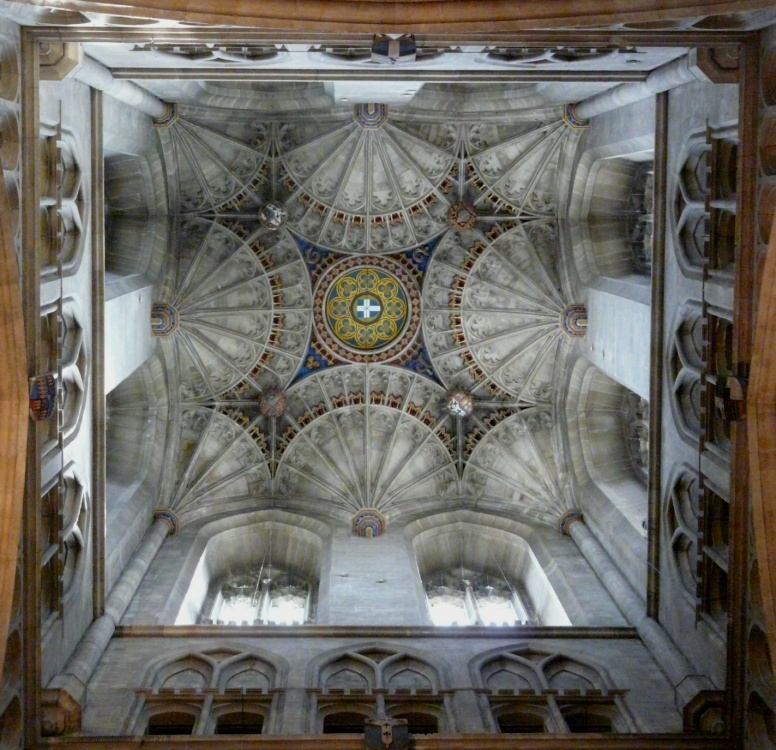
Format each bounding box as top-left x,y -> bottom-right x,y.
325,267 -> 409,351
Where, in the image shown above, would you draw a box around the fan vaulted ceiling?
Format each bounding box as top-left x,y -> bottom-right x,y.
150,101 -> 579,531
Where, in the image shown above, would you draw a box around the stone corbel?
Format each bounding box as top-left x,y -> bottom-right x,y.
41,688 -> 81,736
39,43 -> 82,82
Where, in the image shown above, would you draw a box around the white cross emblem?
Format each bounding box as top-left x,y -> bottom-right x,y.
356,298 -> 381,320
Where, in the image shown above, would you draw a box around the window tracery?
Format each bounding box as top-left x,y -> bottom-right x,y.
476,649 -> 633,734
424,569 -> 536,627
137,650 -> 280,736
206,566 -> 314,626
311,647 -> 447,734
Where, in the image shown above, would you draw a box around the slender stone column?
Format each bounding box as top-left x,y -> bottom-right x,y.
73,55 -> 169,120
47,517 -> 172,708
561,513 -> 713,708
573,54 -> 708,121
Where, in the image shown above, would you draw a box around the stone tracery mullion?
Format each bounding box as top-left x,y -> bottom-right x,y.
182,316 -> 265,348
176,433 -> 257,502
475,330 -> 561,402
367,409 -> 403,505
173,243 -> 257,310
488,429 -> 555,497
175,462 -> 265,514
364,369 -> 373,506
379,459 -> 452,509
171,222 -> 221,304
283,460 -> 360,513
382,124 -> 453,198
506,126 -> 565,216
332,409 -> 369,506
466,317 -> 559,349
173,127 -> 224,208
182,306 -> 272,320
317,373 -> 368,504
177,121 -> 265,209
467,461 -> 553,511
371,134 -> 421,247
176,333 -> 220,399
315,129 -> 369,248
279,119 -> 353,162
177,274 -> 264,313
371,416 -> 438,507
171,409 -> 219,505
469,122 -> 561,194
487,238 -> 565,310
511,418 -> 565,503
288,416 -> 364,507
287,124 -> 361,199
518,225 -> 567,306
181,325 -> 256,383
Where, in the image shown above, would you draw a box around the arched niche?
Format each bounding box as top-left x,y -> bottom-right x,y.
568,139 -> 655,299
104,355 -> 169,592
406,514 -> 571,626
174,512 -> 327,625
566,358 -> 648,534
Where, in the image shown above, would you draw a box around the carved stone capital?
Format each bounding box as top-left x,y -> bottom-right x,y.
563,103 -> 590,130
559,510 -> 584,536
152,102 -> 179,129
41,688 -> 81,736
154,508 -> 179,535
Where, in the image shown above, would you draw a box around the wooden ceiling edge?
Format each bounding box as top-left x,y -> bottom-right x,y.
0,164 -> 28,674
747,206 -> 776,679
17,0 -> 776,32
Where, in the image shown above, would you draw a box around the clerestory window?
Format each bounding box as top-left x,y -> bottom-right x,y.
424,569 -> 537,627
206,566 -> 314,626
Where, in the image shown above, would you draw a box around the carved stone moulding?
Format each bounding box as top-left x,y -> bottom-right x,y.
352,508 -> 386,538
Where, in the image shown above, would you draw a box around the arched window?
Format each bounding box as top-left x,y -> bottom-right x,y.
560,704 -> 614,733
476,649 -> 635,734
493,705 -> 547,734
322,710 -> 370,734
312,646 -> 447,734
145,709 -> 198,736
210,566 -> 313,625
391,711 -> 438,734
424,569 -> 535,627
213,708 -> 265,735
